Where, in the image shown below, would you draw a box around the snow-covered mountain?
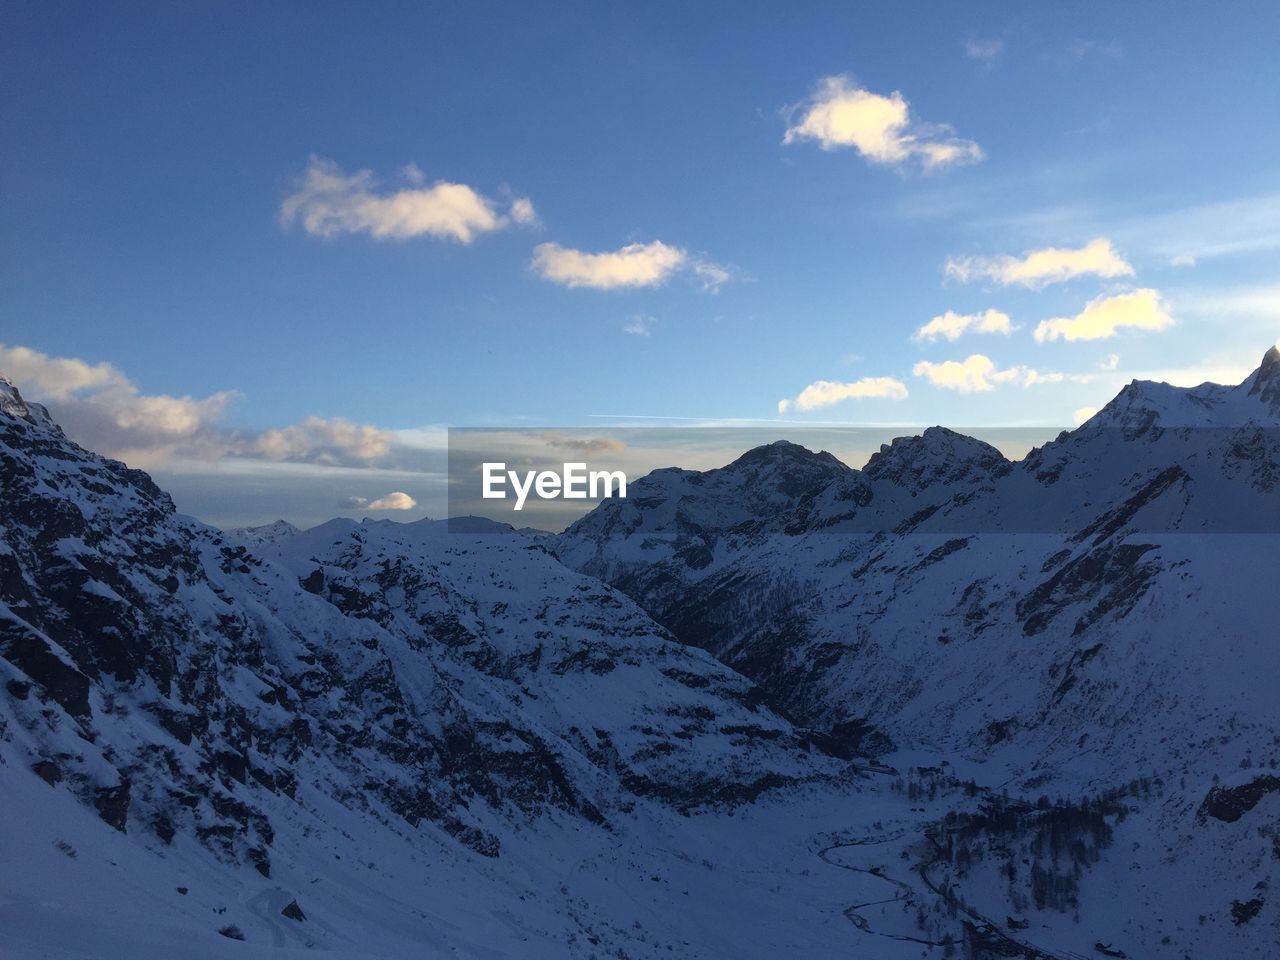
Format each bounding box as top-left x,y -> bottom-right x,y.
4,354 -> 1279,959
0,376 -> 849,958
556,348 -> 1280,954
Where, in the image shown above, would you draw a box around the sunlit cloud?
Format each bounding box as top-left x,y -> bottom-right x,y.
0,343 -> 239,467
0,343 -> 417,472
777,376 -> 909,413
531,241 -> 730,291
946,238 -> 1133,288
254,416 -> 395,465
782,75 -> 982,171
913,308 -> 1015,343
1073,406 -> 1099,426
0,344 -> 124,398
532,240 -> 684,289
280,157 -> 531,244
367,491 -> 417,510
913,354 -> 1087,393
1034,289 -> 1174,343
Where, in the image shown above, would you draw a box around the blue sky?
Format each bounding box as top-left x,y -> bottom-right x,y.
3,2 -> 1280,526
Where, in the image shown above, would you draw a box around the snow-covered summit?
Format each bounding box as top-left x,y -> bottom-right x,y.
862,426 -> 1010,492
226,518 -> 301,546
0,376 -> 57,429
1087,344 -> 1280,431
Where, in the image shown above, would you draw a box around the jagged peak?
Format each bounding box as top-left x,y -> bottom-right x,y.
1243,344 -> 1280,405
721,439 -> 847,474
863,426 -> 1008,487
0,377 -> 57,430
1089,345 -> 1280,431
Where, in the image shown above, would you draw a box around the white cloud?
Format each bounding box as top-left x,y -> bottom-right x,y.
622,315 -> 656,336
280,157 -> 531,244
912,354 -> 1085,393
0,344 -> 125,398
692,260 -> 731,292
1073,406 -> 1099,426
0,343 -> 239,467
254,416 -> 395,465
0,343 -> 424,477
509,197 -> 537,226
963,38 -> 1004,65
782,75 -> 983,171
777,376 -> 908,413
1170,253 -> 1196,267
913,308 -> 1015,343
366,491 -> 417,510
946,238 -> 1133,287
532,240 -> 725,291
1098,353 -> 1120,370
1034,288 -> 1174,343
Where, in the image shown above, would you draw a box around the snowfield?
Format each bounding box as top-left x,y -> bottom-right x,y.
4,350 -> 1280,958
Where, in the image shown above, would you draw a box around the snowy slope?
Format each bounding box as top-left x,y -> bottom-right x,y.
4,352 -> 1280,959
557,349 -> 1280,955
0,376 -> 848,959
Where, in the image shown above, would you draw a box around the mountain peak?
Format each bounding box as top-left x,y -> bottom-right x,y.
0,377 -> 57,430
723,439 -> 845,470
863,426 -> 1009,490
1244,344 -> 1280,408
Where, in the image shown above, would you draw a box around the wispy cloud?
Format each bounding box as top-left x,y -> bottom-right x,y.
692,260 -> 731,292
622,314 -> 656,336
913,354 -> 1086,393
946,238 -> 1133,287
963,37 -> 1004,66
532,241 -> 731,291
1034,289 -> 1174,343
783,75 -> 983,171
280,157 -> 533,244
777,376 -> 909,413
537,431 -> 626,454
1066,39 -> 1123,62
1121,192 -> 1280,263
913,308 -> 1015,343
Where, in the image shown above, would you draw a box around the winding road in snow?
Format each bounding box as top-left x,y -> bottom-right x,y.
820,828 -> 1081,959
818,831 -> 949,949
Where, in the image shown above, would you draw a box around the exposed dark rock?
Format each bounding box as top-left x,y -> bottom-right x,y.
31,759 -> 62,785
94,779 -> 130,832
1230,897 -> 1263,925
1197,776 -> 1280,823
281,899 -> 306,921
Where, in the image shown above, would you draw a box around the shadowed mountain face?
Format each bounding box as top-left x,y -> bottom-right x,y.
2,354 -> 1279,959
557,349 -> 1280,780
0,377 -> 836,929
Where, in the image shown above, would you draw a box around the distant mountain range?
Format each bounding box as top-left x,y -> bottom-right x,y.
3,349 -> 1278,959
